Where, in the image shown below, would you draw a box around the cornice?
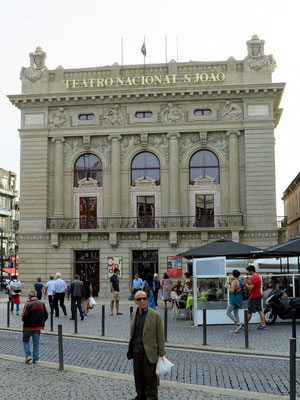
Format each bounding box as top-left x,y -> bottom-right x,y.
8,83 -> 285,108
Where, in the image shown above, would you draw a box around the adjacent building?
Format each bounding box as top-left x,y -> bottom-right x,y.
0,168 -> 19,266
282,172 -> 300,240
9,35 -> 285,296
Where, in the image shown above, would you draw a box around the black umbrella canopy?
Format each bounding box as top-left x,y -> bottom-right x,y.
178,238 -> 263,260
263,237 -> 300,256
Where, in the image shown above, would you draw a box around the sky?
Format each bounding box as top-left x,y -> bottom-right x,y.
0,0 -> 299,216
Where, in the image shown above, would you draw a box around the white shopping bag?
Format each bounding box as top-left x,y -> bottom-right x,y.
155,356 -> 174,377
88,296 -> 96,309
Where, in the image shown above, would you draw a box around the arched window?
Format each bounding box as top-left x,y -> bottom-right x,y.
74,153 -> 102,187
131,152 -> 160,186
189,150 -> 219,184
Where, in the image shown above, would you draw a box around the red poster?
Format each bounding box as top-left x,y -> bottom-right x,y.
167,256 -> 182,278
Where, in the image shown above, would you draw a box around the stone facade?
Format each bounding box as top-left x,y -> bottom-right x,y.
9,36 -> 285,297
282,172 -> 300,239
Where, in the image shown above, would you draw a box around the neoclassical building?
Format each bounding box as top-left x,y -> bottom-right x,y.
9,35 -> 285,296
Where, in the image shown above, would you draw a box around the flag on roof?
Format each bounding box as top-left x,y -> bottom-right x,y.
141,42 -> 146,57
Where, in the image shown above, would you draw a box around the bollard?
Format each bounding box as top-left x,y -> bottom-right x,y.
292,309 -> 296,343
101,305 -> 105,337
202,309 -> 207,345
290,337 -> 296,400
244,310 -> 249,349
7,301 -> 10,328
130,306 -> 133,316
74,304 -> 78,334
58,324 -> 64,370
164,307 -> 168,342
50,304 -> 54,332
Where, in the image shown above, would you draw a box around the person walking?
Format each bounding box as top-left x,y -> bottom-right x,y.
82,274 -> 92,316
44,275 -> 56,309
161,272 -> 172,309
52,273 -> 67,317
68,274 -> 85,320
109,268 -> 123,316
9,275 -> 21,315
132,274 -> 144,295
34,277 -> 44,300
127,290 -> 165,400
142,273 -> 156,310
225,269 -> 243,332
22,289 -> 48,363
153,273 -> 160,306
244,265 -> 267,330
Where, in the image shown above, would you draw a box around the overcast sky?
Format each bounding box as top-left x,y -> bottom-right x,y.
0,0 -> 299,216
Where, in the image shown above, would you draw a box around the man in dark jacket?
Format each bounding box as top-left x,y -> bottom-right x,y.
22,289 -> 48,364
67,274 -> 85,321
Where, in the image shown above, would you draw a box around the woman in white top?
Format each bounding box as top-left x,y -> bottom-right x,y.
9,275 -> 21,315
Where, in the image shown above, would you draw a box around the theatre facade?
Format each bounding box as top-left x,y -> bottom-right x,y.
9,35 -> 285,296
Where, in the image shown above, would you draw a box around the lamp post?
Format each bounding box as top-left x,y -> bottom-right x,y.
0,228 -> 3,292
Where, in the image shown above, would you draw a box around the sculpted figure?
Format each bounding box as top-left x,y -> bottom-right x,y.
223,102 -> 243,121
20,46 -> 47,82
244,35 -> 276,72
51,107 -> 69,128
103,105 -> 125,125
161,103 -> 184,123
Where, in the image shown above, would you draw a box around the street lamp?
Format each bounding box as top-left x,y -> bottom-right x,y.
0,228 -> 3,291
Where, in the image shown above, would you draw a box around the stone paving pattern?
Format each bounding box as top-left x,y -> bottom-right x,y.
1,295 -> 300,355
0,330 -> 299,396
0,359 -> 261,400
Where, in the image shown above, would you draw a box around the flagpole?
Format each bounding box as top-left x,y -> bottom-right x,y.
165,34 -> 168,64
121,36 -> 123,67
143,36 -> 146,75
176,36 -> 178,62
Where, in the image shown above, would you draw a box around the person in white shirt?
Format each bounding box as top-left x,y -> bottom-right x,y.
9,275 -> 21,315
52,273 -> 67,317
44,275 -> 56,309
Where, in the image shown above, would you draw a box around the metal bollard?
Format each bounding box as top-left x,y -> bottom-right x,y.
7,301 -> 10,328
50,304 -> 54,332
290,337 -> 296,400
74,304 -> 78,334
58,324 -> 64,370
292,309 -> 296,343
101,305 -> 105,337
130,306 -> 133,316
202,309 -> 207,345
164,307 -> 168,342
244,310 -> 249,349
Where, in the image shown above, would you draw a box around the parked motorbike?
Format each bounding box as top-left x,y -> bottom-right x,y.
264,288 -> 300,325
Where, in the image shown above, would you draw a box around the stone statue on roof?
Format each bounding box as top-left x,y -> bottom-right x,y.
244,35 -> 276,73
20,46 -> 48,82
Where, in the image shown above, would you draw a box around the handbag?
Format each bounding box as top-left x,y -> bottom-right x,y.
155,356 -> 174,377
88,296 -> 96,309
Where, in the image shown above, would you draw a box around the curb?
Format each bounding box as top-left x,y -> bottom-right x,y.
0,353 -> 292,399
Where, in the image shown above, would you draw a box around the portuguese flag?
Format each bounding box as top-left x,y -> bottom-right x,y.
141,42 -> 146,57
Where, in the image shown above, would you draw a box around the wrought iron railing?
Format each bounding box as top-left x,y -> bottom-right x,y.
47,215 -> 244,230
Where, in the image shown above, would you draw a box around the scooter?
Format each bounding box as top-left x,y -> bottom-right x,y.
264,288 -> 300,325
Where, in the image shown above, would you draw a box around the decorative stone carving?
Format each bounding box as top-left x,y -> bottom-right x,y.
120,135 -> 141,163
223,102 -> 243,121
148,134 -> 169,161
63,137 -> 83,165
103,105 -> 125,125
178,133 -> 200,162
207,132 -> 229,158
244,35 -> 276,72
49,107 -> 69,128
160,103 -> 184,123
90,136 -> 111,165
20,46 -> 47,82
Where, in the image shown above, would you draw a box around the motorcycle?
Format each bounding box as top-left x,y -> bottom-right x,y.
264,288 -> 300,325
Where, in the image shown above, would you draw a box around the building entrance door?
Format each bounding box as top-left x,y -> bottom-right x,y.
132,250 -> 158,281
75,250 -> 99,296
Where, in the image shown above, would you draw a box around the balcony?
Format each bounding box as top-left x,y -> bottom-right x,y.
47,215 -> 244,230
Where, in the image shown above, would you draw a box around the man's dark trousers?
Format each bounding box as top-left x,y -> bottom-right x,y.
54,292 -> 67,317
133,353 -> 158,400
71,296 -> 84,319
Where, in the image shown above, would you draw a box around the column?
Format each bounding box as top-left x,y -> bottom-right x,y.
227,130 -> 240,214
52,137 -> 65,218
109,135 -> 121,216
167,133 -> 180,215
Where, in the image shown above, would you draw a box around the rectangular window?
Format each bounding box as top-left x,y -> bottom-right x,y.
195,194 -> 214,227
79,197 -> 97,229
1,176 -> 8,189
137,196 -> 155,228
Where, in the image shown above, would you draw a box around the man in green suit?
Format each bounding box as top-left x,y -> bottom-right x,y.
127,290 -> 165,400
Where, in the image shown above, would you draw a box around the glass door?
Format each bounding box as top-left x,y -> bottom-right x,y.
137,196 -> 155,228
80,197 -> 97,229
75,250 -> 99,296
195,194 -> 214,227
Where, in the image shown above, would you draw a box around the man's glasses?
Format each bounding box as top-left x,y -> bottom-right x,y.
136,297 -> 147,301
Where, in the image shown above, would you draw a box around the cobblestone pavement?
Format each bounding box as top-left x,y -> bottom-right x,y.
0,359 -> 277,400
1,295 -> 299,356
0,330 -> 299,396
